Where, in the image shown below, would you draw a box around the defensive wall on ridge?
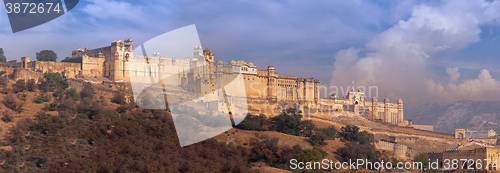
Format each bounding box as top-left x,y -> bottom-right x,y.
375,140 -> 419,160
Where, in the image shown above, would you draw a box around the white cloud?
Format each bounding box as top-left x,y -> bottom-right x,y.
329,0 -> 500,108
428,69 -> 500,102
446,67 -> 460,82
82,0 -> 145,22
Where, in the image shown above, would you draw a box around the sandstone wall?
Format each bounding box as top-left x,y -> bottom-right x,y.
410,124 -> 434,131
376,140 -> 419,160
12,68 -> 44,82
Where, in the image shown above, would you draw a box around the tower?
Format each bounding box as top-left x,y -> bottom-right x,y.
267,65 -> 277,102
203,48 -> 214,63
384,98 -> 390,123
397,99 -> 403,124
21,56 -> 30,69
107,38 -> 134,81
372,97 -> 378,119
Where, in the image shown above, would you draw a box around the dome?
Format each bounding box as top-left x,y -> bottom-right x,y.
268,65 -> 275,69
204,48 -> 212,54
372,97 -> 378,102
216,59 -> 223,64
236,60 -> 246,66
229,59 -> 236,65
247,61 -> 255,67
384,98 -> 390,103
397,99 -> 403,104
128,37 -> 133,42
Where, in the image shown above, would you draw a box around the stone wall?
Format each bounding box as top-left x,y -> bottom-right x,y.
409,124 -> 434,131
375,140 -> 419,160
0,66 -> 15,75
12,68 -> 44,82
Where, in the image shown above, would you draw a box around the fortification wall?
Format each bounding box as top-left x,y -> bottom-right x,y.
12,68 -> 44,82
376,140 -> 419,160
410,124 -> 434,131
30,61 -> 81,75
0,67 -> 15,75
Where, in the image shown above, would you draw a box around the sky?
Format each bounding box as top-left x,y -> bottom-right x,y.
1,0 -> 500,109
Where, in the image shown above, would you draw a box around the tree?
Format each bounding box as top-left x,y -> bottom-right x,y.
0,48 -> 6,63
27,79 -> 37,92
339,125 -> 373,144
295,149 -> 323,163
414,152 -> 429,170
111,92 -> 126,104
0,76 -> 8,86
12,79 -> 27,93
36,50 -> 58,62
271,108 -> 315,136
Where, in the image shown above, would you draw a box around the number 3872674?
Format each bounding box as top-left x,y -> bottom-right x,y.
5,3 -> 61,14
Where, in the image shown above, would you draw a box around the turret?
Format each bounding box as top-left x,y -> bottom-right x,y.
372,97 -> 378,119
203,48 -> 214,63
397,99 -> 403,124
384,98 -> 390,123
267,65 -> 275,73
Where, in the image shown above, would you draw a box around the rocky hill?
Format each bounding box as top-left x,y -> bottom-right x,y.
405,100 -> 500,134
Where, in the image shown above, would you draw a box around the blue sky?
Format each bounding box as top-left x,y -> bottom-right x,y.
1,0 -> 500,108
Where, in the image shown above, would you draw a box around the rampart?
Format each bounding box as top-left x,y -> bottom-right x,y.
375,140 -> 419,160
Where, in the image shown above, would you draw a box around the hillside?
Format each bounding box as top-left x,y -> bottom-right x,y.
405,100 -> 500,133
0,71 -> 404,172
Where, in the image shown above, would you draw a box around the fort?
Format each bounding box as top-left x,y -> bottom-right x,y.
7,38 -> 412,126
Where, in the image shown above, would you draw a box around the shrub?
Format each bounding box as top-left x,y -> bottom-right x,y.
43,73 -> 68,90
26,79 -> 37,92
1,87 -> 10,94
116,106 -> 128,113
336,143 -> 380,164
33,95 -> 50,104
308,131 -> 328,146
44,101 -> 57,111
12,79 -> 26,93
1,113 -> 13,122
99,96 -> 107,106
3,94 -> 23,113
0,76 -> 8,86
66,88 -> 78,100
339,125 -> 373,144
295,149 -> 323,163
17,93 -> 27,101
58,100 -> 76,112
111,92 -> 126,104
271,108 -> 315,137
236,114 -> 272,131
80,83 -> 94,99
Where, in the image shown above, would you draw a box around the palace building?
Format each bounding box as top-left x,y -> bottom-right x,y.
11,38 -> 407,125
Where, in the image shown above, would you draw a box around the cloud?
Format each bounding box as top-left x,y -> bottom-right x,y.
428,69 -> 500,102
446,67 -> 460,82
329,0 -> 500,108
82,0 -> 145,22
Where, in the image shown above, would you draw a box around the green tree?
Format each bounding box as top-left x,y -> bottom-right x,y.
270,108 -> 315,136
339,125 -> 373,144
414,152 -> 429,170
295,149 -> 323,163
0,48 -> 6,63
36,50 -> 58,62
